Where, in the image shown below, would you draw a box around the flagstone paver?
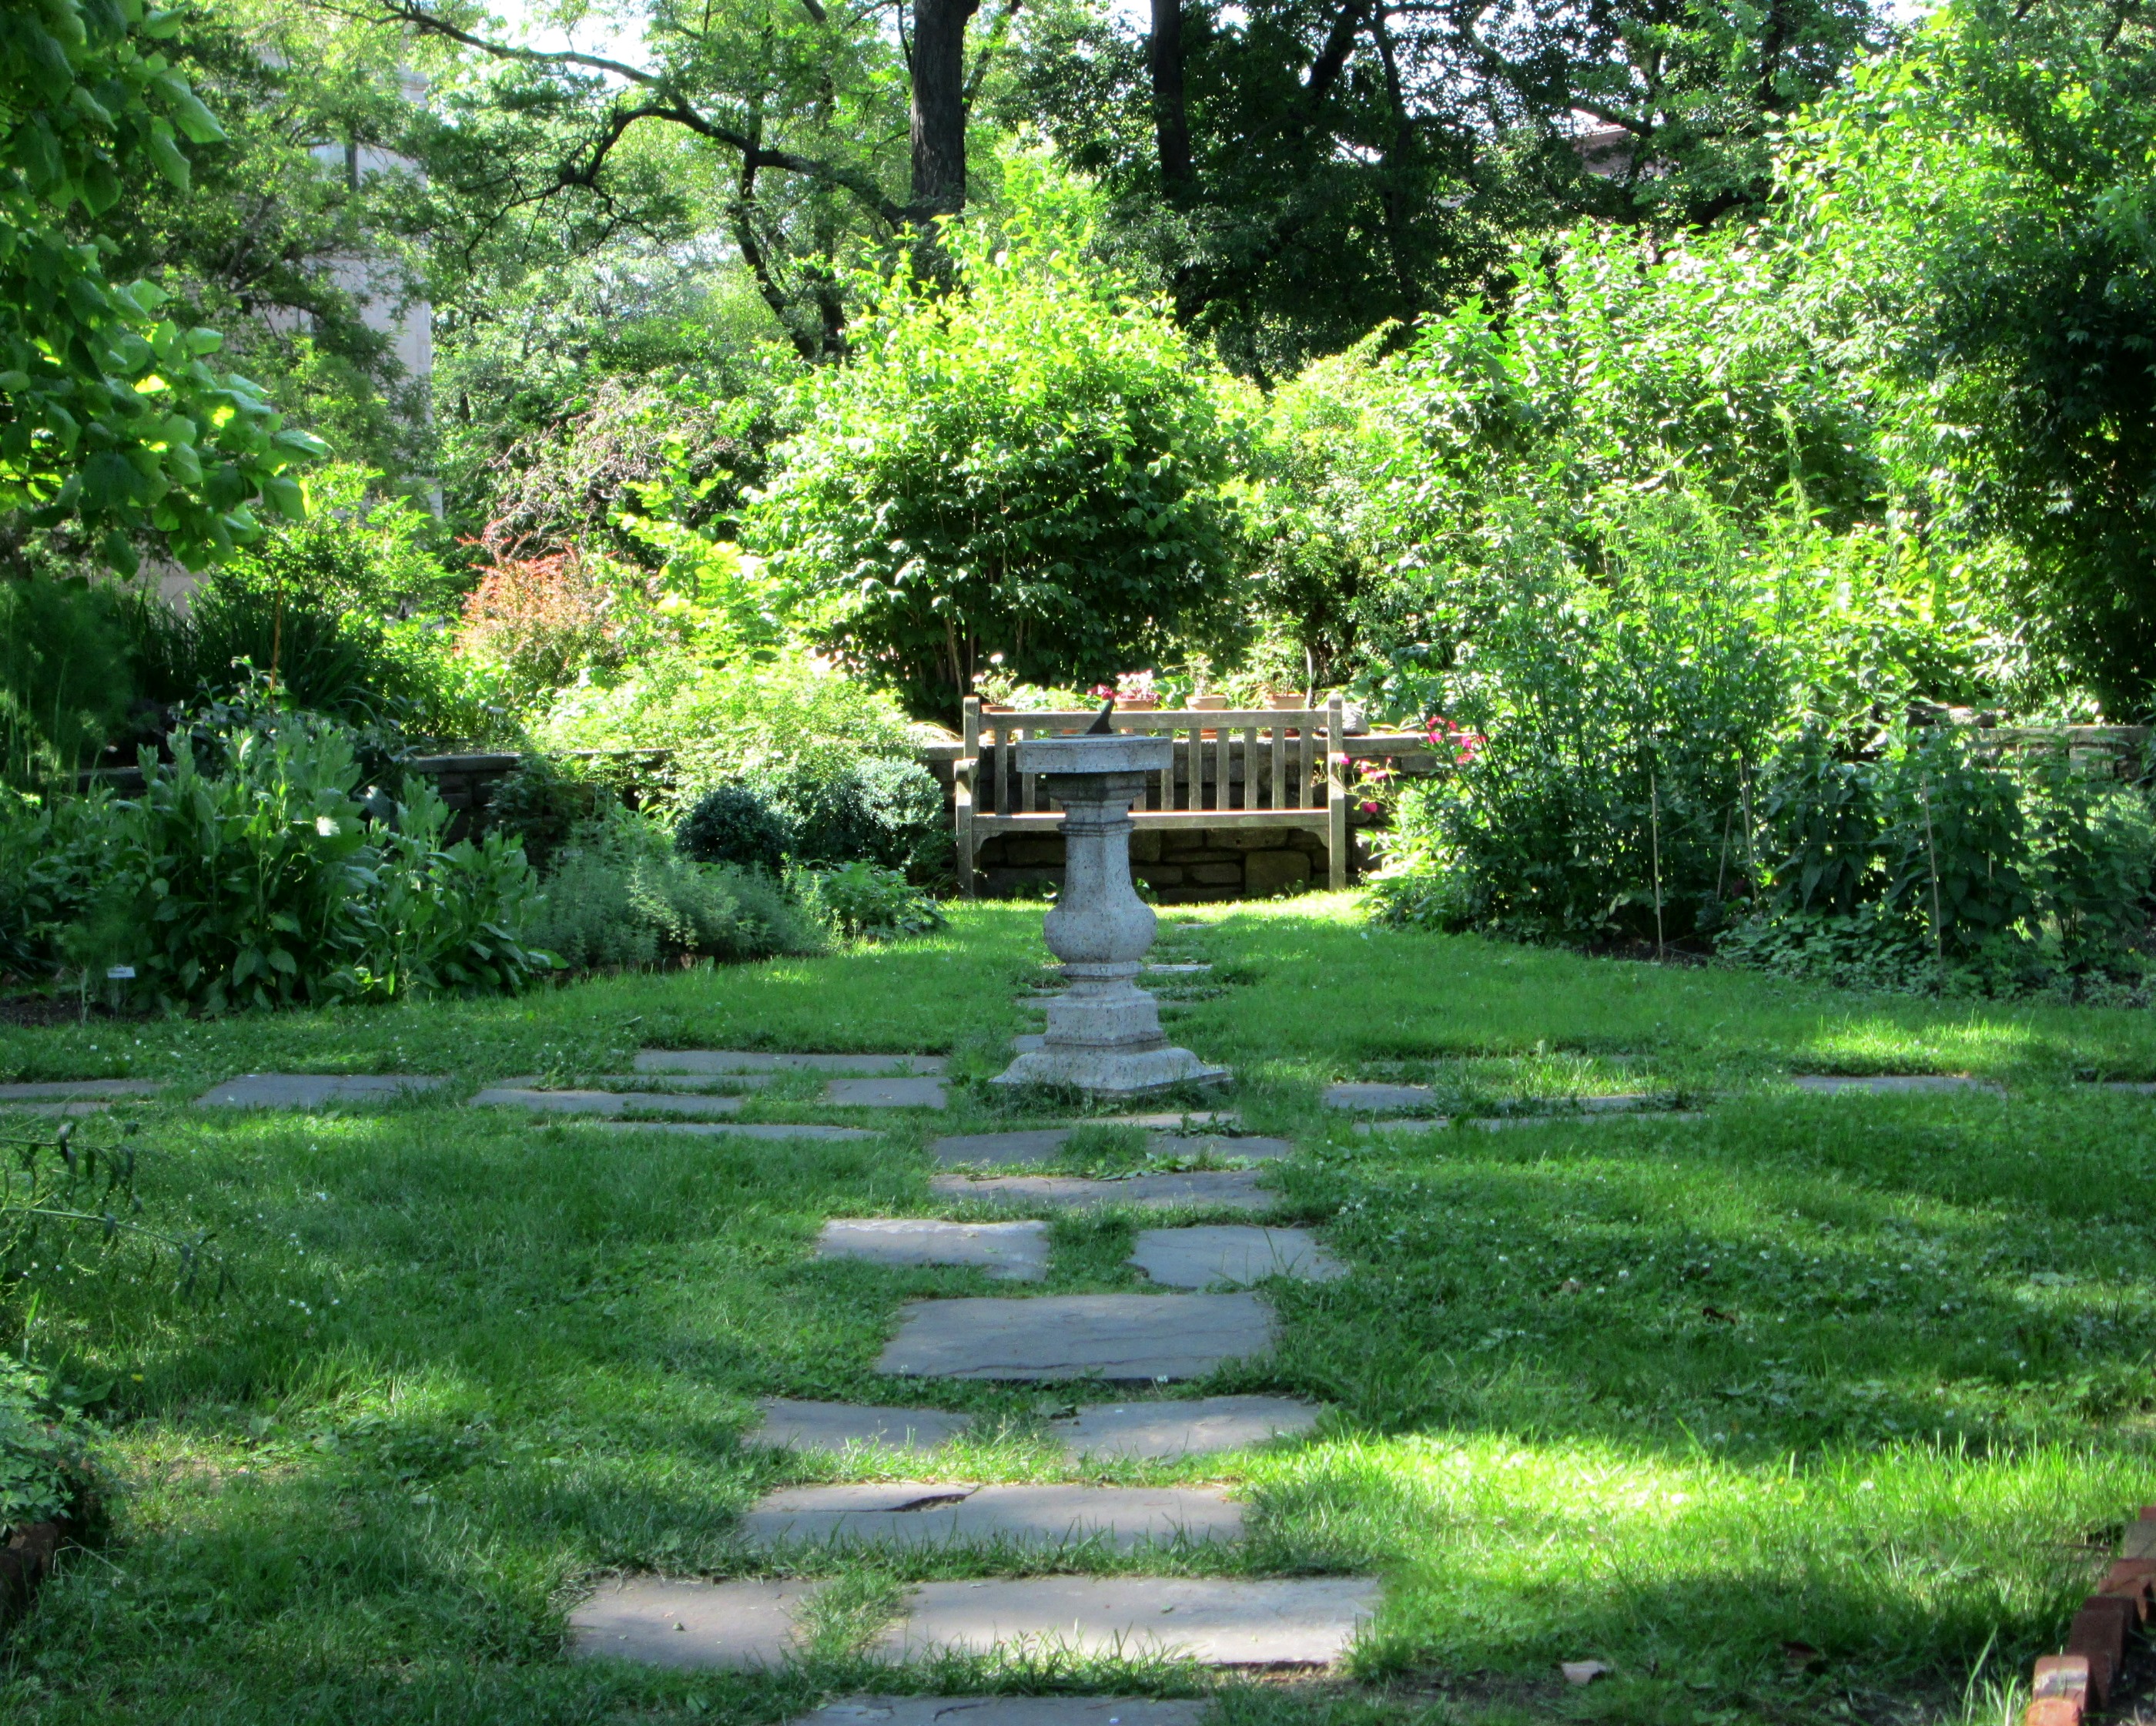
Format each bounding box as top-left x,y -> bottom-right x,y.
1127,1226 -> 1344,1289
929,1169 -> 1273,1213
797,1700 -> 1208,1726
878,1292 -> 1274,1381
1326,1083 -> 1664,1114
1354,1111 -> 1688,1137
0,1100 -> 114,1116
196,1074 -> 449,1108
1143,963 -> 1213,974
738,1482 -> 1242,1550
1109,1111 -> 1239,1130
748,1399 -> 971,1454
598,1121 -> 877,1141
581,1073 -> 774,1093
929,1130 -> 1292,1168
571,1577 -> 815,1670
873,1576 -> 1380,1665
825,1077 -> 947,1108
638,1051 -> 947,1075
472,1087 -> 747,1118
0,1080 -> 160,1101
1050,1395 -> 1321,1460
1789,1074 -> 2001,1094
817,1219 -> 1051,1281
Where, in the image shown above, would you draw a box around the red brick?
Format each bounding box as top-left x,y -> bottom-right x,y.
2033,1654 -> 2089,1702
2022,1699 -> 2082,1726
2067,1603 -> 2127,1704
2138,1504 -> 2156,1520
2097,1572 -> 2152,1620
2106,1557 -> 2156,1587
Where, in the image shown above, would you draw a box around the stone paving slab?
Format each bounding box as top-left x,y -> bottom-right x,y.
196,1074 -> 449,1108
878,1292 -> 1274,1381
1127,1226 -> 1344,1289
874,1576 -> 1380,1666
931,1130 -> 1292,1168
0,1080 -> 161,1101
1323,1081 -> 1440,1113
1789,1074 -> 2000,1094
798,1699 -> 1208,1726
748,1399 -> 972,1454
817,1219 -> 1050,1281
929,1169 -> 1273,1214
826,1077 -> 948,1109
571,1577 -> 817,1670
638,1050 -> 947,1076
1354,1111 -> 1687,1137
598,1121 -> 877,1141
739,1483 -> 1242,1550
1109,1111 -> 1239,1130
0,1100 -> 112,1116
580,1072 -> 774,1093
472,1087 -> 746,1118
1143,963 -> 1213,974
1050,1395 -> 1321,1460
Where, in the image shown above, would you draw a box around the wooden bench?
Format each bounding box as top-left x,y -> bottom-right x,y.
956,695 -> 1350,897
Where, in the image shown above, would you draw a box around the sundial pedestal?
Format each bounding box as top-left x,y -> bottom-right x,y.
992,734 -> 1227,1099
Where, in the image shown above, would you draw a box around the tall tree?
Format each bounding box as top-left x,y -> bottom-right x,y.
1012,0 -> 1886,374
367,0 -> 1016,358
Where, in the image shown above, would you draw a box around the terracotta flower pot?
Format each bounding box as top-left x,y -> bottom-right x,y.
1265,691 -> 1307,710
1189,694 -> 1229,710
1114,697 -> 1160,711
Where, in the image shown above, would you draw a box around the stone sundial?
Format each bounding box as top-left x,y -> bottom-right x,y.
991,721 -> 1227,1098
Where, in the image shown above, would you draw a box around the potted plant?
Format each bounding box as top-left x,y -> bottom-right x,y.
1111,670 -> 1159,711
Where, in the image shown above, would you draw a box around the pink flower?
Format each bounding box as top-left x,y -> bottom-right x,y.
1329,752 -> 1349,766
1360,799 -> 1382,816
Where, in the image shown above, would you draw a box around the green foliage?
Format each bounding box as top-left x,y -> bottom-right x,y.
749,185 -> 1253,716
535,650 -> 913,812
0,1357 -> 90,1532
525,808 -> 817,970
480,754 -> 615,877
1371,499 -> 1797,946
1786,0 -> 2156,708
0,0 -> 323,571
673,782 -> 788,876
774,755 -> 949,880
1729,729 -> 2156,990
45,707 -> 549,1013
0,573 -> 138,788
795,860 -> 947,943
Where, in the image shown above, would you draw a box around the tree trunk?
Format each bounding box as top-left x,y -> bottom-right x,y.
911,0 -> 981,219
1150,0 -> 1194,203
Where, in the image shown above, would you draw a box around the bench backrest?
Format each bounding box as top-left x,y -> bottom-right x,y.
960,696 -> 1344,816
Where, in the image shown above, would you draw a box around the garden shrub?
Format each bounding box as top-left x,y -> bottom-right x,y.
774,756 -> 950,880
536,651 -> 913,809
748,179 -> 1253,716
525,808 -> 815,970
675,782 -> 790,875
0,575 -> 140,790
1723,729 -> 2156,992
454,547 -> 632,710
22,707 -> 551,1013
797,860 -> 947,943
484,755 -> 615,876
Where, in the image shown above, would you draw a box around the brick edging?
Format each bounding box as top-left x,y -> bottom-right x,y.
2022,1505 -> 2156,1722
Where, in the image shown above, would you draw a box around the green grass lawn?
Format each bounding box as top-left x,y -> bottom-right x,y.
3,895 -> 2154,1724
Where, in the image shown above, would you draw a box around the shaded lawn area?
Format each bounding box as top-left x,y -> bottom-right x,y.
2,897 -> 2153,1724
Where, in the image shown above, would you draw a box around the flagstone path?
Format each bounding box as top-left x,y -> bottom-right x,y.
568,1024 -> 1380,1685
929,1170 -> 1274,1213
598,1121 -> 878,1141
878,1293 -> 1275,1380
796,1700 -> 1207,1726
638,1051 -> 946,1075
196,1074 -> 449,1108
930,1129 -> 1292,1168
745,1394 -> 1321,1460
1050,1396 -> 1319,1459
1789,1074 -> 2000,1094
874,1577 -> 1380,1664
1127,1226 -> 1343,1288
816,1219 -> 1052,1281
0,1079 -> 160,1102
737,1483 -> 1243,1551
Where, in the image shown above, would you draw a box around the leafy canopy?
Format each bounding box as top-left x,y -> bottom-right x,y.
0,0 -> 320,570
